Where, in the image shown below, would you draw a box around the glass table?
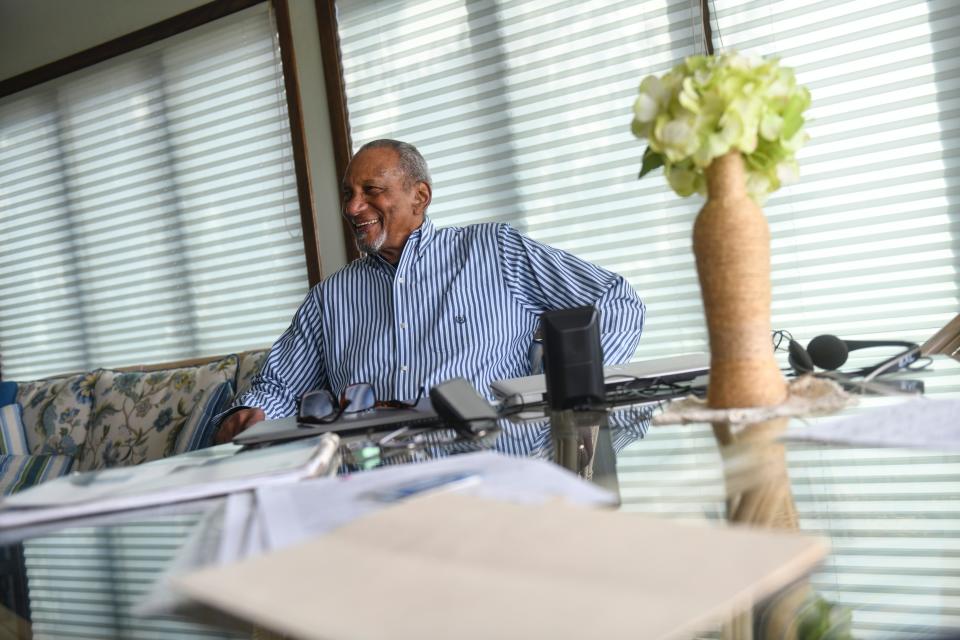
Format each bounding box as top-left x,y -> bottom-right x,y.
3,357 -> 959,640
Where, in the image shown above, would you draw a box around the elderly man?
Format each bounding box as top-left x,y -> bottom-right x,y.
216,140 -> 645,443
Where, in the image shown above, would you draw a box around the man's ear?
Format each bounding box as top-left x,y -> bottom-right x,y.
414,181 -> 432,215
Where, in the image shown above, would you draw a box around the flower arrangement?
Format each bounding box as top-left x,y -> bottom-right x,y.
631,52 -> 811,202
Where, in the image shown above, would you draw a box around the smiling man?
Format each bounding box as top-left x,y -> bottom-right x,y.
343,140 -> 432,262
216,140 -> 645,443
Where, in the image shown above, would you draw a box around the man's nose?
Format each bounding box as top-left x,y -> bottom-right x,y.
343,193 -> 365,217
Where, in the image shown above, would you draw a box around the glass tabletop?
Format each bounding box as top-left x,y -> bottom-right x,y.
3,357 -> 959,640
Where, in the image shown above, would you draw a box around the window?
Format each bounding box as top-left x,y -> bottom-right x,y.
0,2 -> 311,380
334,0 -> 958,363
335,0 -> 711,360
712,0 -> 960,354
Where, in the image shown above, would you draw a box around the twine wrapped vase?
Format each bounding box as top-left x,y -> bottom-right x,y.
693,151 -> 787,409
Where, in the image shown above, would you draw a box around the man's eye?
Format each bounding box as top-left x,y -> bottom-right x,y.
364,186 -> 382,194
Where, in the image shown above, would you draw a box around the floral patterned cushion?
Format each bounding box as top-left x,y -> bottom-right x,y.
235,349 -> 269,397
16,372 -> 97,456
78,355 -> 239,471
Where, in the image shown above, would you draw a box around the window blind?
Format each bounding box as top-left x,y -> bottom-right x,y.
336,0 -> 710,360
337,0 -> 958,365
0,3 -> 309,380
706,2 -> 960,637
710,0 -> 960,359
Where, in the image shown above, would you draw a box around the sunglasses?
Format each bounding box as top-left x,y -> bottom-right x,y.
298,384 -> 424,425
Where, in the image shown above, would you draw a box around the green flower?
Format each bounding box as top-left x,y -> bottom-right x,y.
632,51 -> 811,202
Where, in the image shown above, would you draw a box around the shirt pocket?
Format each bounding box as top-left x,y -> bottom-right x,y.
429,289 -> 492,363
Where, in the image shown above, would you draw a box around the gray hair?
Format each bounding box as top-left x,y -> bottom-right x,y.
356,139 -> 432,188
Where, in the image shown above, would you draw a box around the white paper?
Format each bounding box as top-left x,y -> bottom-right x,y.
0,434 -> 340,530
173,492 -> 829,640
784,398 -> 960,450
256,451 -> 617,551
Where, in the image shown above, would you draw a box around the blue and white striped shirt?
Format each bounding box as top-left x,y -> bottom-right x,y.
237,218 -> 645,419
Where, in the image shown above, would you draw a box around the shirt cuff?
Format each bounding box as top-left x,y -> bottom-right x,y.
212,405 -> 252,433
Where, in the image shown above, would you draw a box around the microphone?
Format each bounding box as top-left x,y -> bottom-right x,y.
805,334 -> 919,371
788,334 -> 922,379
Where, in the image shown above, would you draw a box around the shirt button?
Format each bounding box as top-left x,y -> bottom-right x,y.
400,322 -> 407,330
398,277 -> 405,284
400,365 -> 408,372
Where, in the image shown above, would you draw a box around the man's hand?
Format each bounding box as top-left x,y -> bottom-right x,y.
215,407 -> 266,444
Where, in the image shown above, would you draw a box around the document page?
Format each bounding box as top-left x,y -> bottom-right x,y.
255,451 -> 618,551
174,492 -> 829,640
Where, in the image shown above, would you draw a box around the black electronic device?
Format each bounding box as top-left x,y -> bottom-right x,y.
787,333 -> 921,379
429,377 -> 498,435
541,306 -> 605,410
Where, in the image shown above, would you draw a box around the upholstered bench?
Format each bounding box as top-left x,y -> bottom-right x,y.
0,349 -> 268,495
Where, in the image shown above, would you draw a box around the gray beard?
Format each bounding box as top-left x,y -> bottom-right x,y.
356,226 -> 386,255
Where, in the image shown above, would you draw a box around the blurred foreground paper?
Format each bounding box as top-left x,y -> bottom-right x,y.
172,492 -> 828,640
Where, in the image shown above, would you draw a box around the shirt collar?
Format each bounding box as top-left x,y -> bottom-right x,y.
364,216 -> 436,274
410,216 -> 436,258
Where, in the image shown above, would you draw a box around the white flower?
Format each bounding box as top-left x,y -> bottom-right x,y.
760,113 -> 783,141
746,172 -> 772,200
777,160 -> 800,185
633,93 -> 659,123
658,118 -> 699,163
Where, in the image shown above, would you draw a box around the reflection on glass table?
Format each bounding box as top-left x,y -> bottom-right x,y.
3,357 -> 959,640
614,357 -> 960,639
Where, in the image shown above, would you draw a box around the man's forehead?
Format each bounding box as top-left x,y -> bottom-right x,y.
344,148 -> 401,183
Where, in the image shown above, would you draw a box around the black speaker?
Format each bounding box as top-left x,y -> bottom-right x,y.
541,306 -> 605,410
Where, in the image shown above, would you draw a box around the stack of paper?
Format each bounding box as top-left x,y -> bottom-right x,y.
135,451 -> 620,620
172,491 -> 829,640
0,434 -> 340,534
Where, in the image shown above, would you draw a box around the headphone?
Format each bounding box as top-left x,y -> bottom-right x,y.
788,334 -> 922,380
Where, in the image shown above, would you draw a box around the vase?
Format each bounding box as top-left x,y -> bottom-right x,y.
693,151 -> 787,408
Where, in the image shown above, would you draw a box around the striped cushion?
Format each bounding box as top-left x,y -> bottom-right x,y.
0,454 -> 74,496
174,381 -> 235,454
0,403 -> 29,455
0,380 -> 16,406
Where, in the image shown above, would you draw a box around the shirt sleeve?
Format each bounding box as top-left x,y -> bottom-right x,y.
497,224 -> 645,365
232,285 -> 329,419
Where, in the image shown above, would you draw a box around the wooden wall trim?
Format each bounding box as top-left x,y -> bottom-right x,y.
701,0 -> 715,55
0,0 -> 264,98
273,0 -> 324,286
314,0 -> 361,262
